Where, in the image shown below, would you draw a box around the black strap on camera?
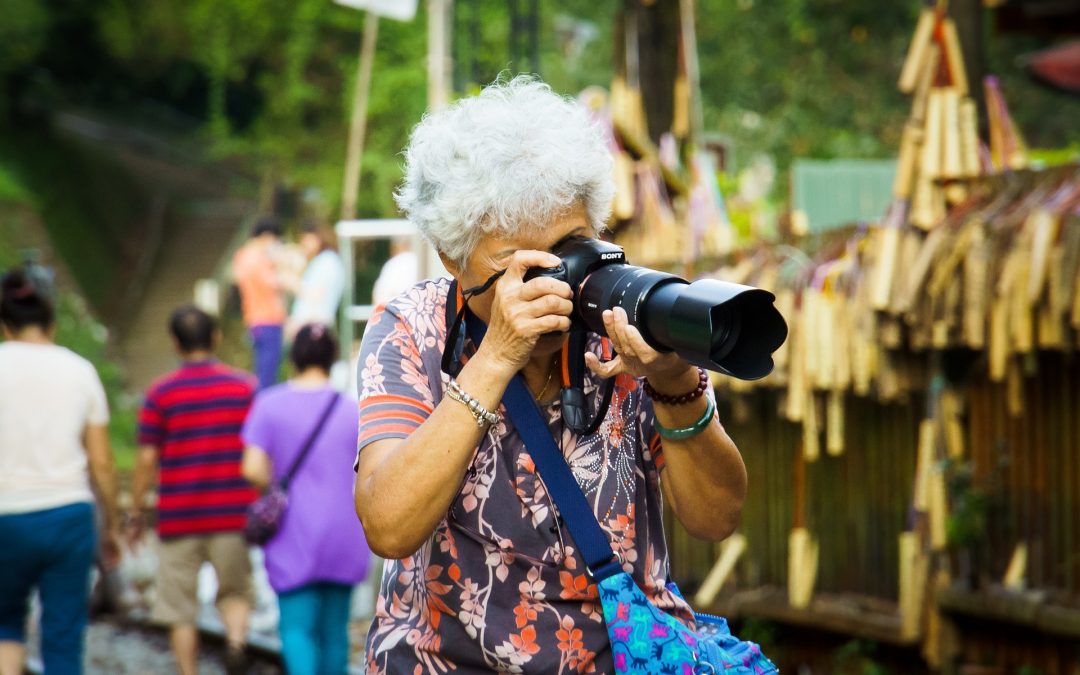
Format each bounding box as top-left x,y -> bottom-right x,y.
441,277 -> 614,437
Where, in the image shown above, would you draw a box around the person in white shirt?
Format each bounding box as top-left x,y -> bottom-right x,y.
287,224 -> 346,340
0,268 -> 119,675
371,236 -> 419,307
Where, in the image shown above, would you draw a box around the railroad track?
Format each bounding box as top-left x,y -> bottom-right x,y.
26,615 -> 285,675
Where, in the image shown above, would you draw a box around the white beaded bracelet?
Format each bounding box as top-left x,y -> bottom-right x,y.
446,379 -> 501,427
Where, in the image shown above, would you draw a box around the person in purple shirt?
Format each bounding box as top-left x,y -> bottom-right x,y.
241,324 -> 370,675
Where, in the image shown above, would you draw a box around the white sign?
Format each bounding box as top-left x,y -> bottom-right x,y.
333,0 -> 418,21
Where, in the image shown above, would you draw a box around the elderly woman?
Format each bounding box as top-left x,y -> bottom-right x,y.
354,76 -> 747,674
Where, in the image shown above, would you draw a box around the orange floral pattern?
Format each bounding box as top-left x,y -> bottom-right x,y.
358,279 -> 693,674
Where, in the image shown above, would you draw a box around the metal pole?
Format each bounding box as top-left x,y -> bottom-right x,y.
340,12 -> 380,221
339,230 -> 355,371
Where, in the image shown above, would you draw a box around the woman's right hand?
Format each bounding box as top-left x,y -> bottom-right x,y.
478,250 -> 574,374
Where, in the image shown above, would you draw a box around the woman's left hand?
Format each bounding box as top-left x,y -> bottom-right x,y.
585,307 -> 695,384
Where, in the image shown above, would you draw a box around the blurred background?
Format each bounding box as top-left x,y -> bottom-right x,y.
1,0 -> 1079,673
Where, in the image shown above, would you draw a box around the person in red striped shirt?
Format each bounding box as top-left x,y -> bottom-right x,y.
129,305 -> 257,675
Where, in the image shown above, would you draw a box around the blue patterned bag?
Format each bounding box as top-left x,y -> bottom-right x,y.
598,573 -> 775,674
501,375 -> 777,675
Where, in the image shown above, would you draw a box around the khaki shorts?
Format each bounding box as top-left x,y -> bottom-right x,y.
152,532 -> 254,625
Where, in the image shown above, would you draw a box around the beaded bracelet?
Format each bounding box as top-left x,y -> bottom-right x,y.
644,367 -> 709,405
446,379 -> 501,427
654,396 -> 716,441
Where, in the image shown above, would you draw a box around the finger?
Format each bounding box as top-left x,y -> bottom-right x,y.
504,249 -> 563,282
585,352 -> 623,379
520,276 -> 573,301
528,314 -> 572,335
613,307 -> 654,357
603,309 -> 627,355
519,295 -> 574,319
609,307 -> 637,357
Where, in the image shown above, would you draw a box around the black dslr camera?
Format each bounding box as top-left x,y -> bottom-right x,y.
524,236 -> 787,381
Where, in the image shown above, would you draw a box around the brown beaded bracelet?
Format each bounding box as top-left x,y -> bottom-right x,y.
643,367 -> 709,405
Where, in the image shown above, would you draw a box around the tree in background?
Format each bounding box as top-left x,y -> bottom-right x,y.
0,0 -> 1076,217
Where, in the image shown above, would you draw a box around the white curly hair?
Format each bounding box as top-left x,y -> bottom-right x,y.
394,75 -> 614,270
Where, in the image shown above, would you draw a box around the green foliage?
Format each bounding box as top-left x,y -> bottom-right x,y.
0,0 -> 50,76
698,0 -> 920,174
834,639 -> 892,675
0,128 -> 146,310
4,0 -> 1078,224
52,293 -> 139,471
943,456 -> 1007,550
696,0 -> 1080,182
1029,144 -> 1080,167
943,449 -> 1007,553
737,617 -> 779,652
0,162 -> 30,205
2,1 -> 617,220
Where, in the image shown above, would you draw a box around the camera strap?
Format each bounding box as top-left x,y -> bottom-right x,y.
559,325 -> 616,436
441,278 -> 616,436
441,280 -> 469,378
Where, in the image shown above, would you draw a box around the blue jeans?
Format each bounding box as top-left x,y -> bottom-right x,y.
277,582 -> 354,675
0,502 -> 96,675
250,324 -> 283,391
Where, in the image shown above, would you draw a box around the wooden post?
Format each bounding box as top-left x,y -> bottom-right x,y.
678,0 -> 704,142
428,0 -> 452,112
623,0 -> 680,145
340,13 -> 380,221
949,0 -> 986,124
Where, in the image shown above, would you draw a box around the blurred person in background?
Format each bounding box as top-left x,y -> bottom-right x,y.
233,216 -> 287,390
241,324 -> 370,675
371,236 -> 418,308
287,224 -> 345,340
346,236 -> 420,400
129,305 -> 257,675
0,268 -> 120,675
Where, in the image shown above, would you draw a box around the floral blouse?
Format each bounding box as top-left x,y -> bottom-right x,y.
357,278 -> 693,674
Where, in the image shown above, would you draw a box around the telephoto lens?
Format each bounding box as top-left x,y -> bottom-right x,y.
538,237 -> 787,380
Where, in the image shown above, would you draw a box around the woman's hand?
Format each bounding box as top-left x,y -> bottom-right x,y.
585,307 -> 698,391
478,250 -> 574,375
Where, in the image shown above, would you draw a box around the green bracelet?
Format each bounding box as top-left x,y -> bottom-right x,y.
654,396 -> 716,440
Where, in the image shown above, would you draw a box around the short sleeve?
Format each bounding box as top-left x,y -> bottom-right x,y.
241,394 -> 274,456
355,304 -> 435,455
84,363 -> 110,426
138,389 -> 164,448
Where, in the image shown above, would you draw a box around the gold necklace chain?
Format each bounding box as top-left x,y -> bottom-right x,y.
534,357 -> 558,402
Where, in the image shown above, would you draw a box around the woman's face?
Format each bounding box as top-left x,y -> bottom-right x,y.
449,203 -> 592,356
300,233 -> 321,259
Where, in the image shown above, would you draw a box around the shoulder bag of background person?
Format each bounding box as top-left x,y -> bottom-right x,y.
244,392 -> 340,546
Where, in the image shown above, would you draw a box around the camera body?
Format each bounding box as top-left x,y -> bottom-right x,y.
524,236 -> 787,380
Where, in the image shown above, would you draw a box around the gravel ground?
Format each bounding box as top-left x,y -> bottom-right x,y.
27,620 -> 283,675
83,621 -> 277,674
24,546 -> 376,673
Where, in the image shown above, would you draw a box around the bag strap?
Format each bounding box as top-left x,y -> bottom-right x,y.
504,377 -> 625,581
280,391 -> 340,490
462,315 -> 623,581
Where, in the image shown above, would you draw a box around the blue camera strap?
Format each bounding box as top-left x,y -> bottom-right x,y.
461,313 -> 624,582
